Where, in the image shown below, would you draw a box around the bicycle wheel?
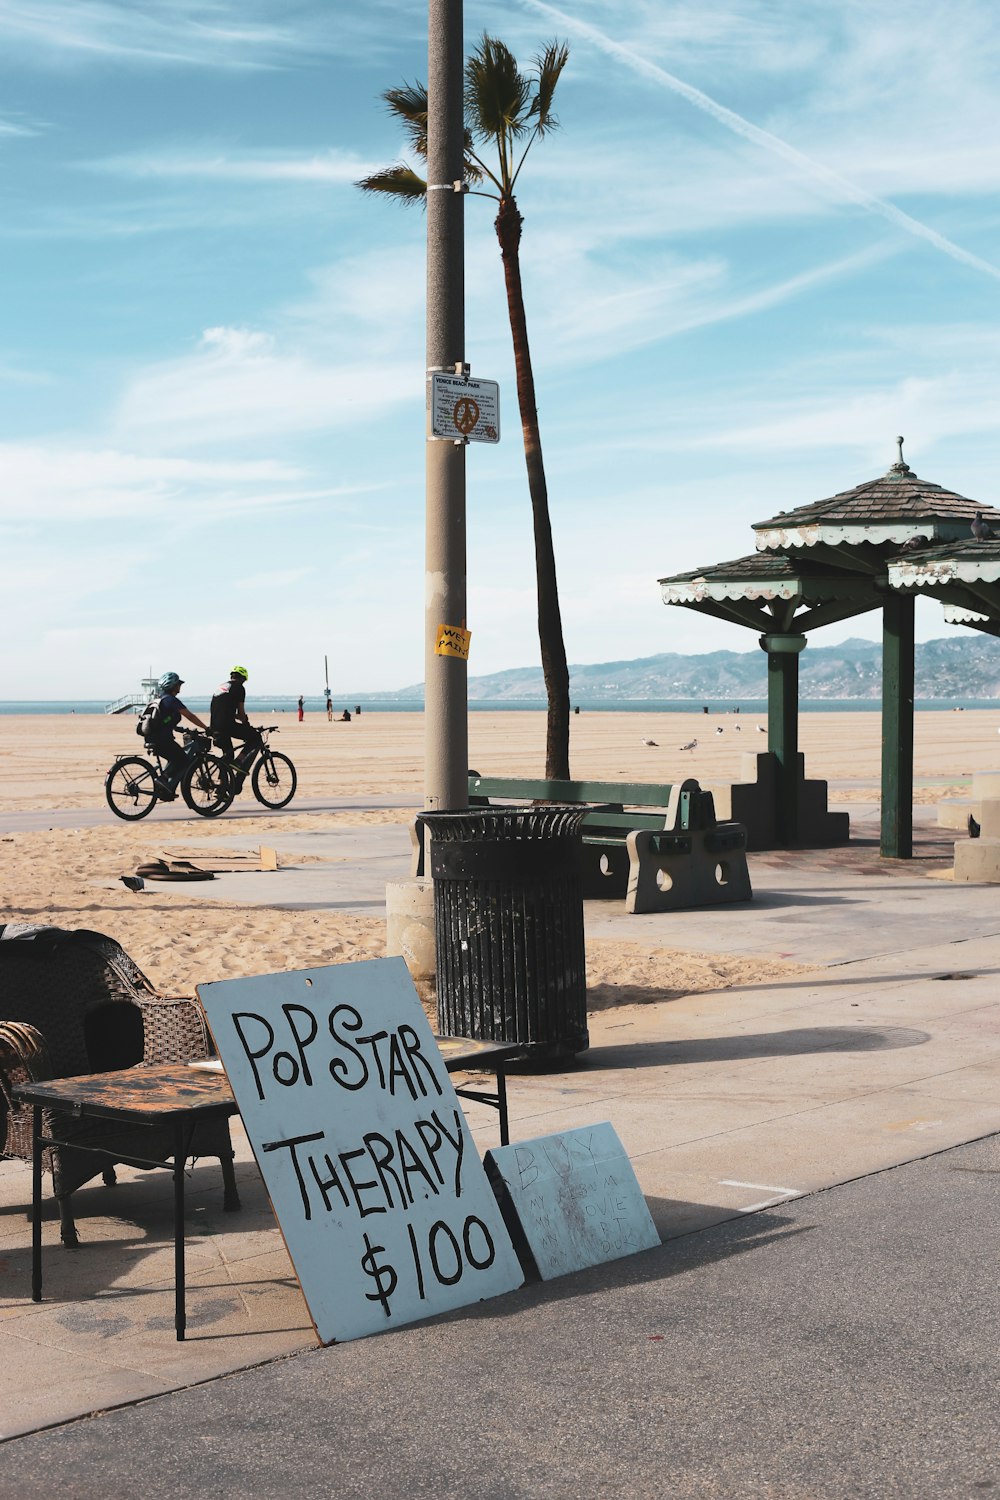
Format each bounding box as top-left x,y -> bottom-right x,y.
181,754 -> 235,818
105,756 -> 158,820
251,750 -> 297,809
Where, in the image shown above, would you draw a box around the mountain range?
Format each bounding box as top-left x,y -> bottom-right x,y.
391,636 -> 1000,701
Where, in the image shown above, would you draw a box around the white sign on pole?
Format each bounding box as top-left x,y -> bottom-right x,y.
198,958 -> 523,1343
431,373 -> 500,443
485,1123 -> 660,1280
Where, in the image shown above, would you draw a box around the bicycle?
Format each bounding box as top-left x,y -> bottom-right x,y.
221,725 -> 297,810
105,731 -> 233,821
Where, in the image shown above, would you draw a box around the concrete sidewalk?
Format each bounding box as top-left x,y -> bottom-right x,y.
1,806 -> 999,1448
3,1136 -> 997,1499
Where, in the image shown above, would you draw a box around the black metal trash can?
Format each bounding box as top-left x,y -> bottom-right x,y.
422,806 -> 589,1064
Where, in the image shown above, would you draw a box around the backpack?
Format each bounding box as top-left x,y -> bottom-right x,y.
135,699 -> 160,738
210,681 -> 239,728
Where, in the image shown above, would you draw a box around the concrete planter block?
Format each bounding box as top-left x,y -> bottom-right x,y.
938,798 -> 976,830
385,877 -> 436,981
953,838 -> 1000,883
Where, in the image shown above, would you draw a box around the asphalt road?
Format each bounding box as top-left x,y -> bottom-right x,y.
2,1133 -> 996,1500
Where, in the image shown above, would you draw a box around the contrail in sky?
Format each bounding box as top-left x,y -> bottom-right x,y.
519,0 -> 1000,283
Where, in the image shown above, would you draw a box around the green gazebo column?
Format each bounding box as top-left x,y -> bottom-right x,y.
881,594 -> 914,859
760,633 -> 807,845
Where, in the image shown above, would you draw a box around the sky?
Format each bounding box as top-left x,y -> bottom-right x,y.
4,0 -> 1000,700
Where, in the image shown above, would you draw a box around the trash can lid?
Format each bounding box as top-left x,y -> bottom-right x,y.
420,805 -> 587,841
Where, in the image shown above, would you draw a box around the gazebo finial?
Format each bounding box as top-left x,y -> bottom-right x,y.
889,435 -> 911,475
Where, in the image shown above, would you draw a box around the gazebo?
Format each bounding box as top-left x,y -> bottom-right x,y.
659,441 -> 1000,857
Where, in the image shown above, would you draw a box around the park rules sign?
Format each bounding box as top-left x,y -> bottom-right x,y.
198,959 -> 523,1343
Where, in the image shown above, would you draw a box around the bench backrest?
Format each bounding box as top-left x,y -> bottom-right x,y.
468,775 -> 671,808
467,775 -> 715,832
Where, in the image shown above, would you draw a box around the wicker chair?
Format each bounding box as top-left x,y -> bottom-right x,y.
0,925 -> 240,1245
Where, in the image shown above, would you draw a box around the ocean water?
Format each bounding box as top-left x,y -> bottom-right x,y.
2,698 -> 999,716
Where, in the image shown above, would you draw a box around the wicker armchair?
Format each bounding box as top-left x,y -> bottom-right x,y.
0,925 -> 239,1245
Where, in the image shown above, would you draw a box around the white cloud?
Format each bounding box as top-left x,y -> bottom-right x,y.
0,0 -> 311,69
0,0 -> 424,69
0,442 -> 369,522
0,113 -> 39,136
113,324 -> 420,448
199,326 -> 273,357
521,0 -> 1000,282
518,243 -> 893,363
232,567 -> 314,591
667,373 -> 1000,471
86,147 -> 378,184
0,358 -> 50,383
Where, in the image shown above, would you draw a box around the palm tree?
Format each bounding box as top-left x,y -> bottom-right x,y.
358,35 -> 572,780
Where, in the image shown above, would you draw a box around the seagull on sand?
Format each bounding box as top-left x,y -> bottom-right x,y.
756,723 -> 766,733
715,726 -> 724,735
679,737 -> 698,752
971,510 -> 993,541
641,737 -> 658,746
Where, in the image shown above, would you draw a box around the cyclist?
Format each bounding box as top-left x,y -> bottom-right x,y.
146,672 -> 209,800
210,665 -> 261,778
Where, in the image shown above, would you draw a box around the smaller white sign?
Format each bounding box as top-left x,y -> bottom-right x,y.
431,374 -> 500,443
486,1123 -> 660,1280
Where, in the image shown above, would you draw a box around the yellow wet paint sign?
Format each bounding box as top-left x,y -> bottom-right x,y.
435,624 -> 471,660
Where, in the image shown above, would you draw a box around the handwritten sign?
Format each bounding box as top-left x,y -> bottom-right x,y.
198,958 -> 523,1343
485,1123 -> 660,1280
430,374 -> 500,443
434,623 -> 471,661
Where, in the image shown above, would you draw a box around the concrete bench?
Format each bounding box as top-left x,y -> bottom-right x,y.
409,775 -> 751,915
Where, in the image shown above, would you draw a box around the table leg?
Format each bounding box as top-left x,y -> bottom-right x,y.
31,1105 -> 42,1304
173,1121 -> 186,1341
496,1067 -> 510,1146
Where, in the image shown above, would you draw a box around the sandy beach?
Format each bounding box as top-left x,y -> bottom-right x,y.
1,707 -> 996,1008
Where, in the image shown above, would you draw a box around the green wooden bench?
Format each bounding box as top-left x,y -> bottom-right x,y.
411,775 -> 751,914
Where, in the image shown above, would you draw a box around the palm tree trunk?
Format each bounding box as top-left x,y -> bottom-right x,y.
495,195 -> 571,781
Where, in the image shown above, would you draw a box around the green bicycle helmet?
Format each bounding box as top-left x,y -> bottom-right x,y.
230,665 -> 249,680
158,671 -> 183,692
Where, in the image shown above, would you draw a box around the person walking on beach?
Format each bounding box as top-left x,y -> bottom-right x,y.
326,697 -> 333,723
297,695 -> 304,722
146,672 -> 208,800
210,665 -> 260,775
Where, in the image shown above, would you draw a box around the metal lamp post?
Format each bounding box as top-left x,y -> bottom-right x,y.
424,0 -> 468,811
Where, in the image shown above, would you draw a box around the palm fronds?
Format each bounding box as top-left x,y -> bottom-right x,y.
356,164 -> 428,203
529,42 -> 569,134
383,81 -> 429,158
465,35 -> 532,149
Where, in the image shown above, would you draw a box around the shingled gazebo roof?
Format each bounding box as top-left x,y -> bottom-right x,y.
660,553 -> 803,601
659,551 -> 881,635
886,536 -> 1000,639
660,438 -> 1000,641
752,441 -> 1000,552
